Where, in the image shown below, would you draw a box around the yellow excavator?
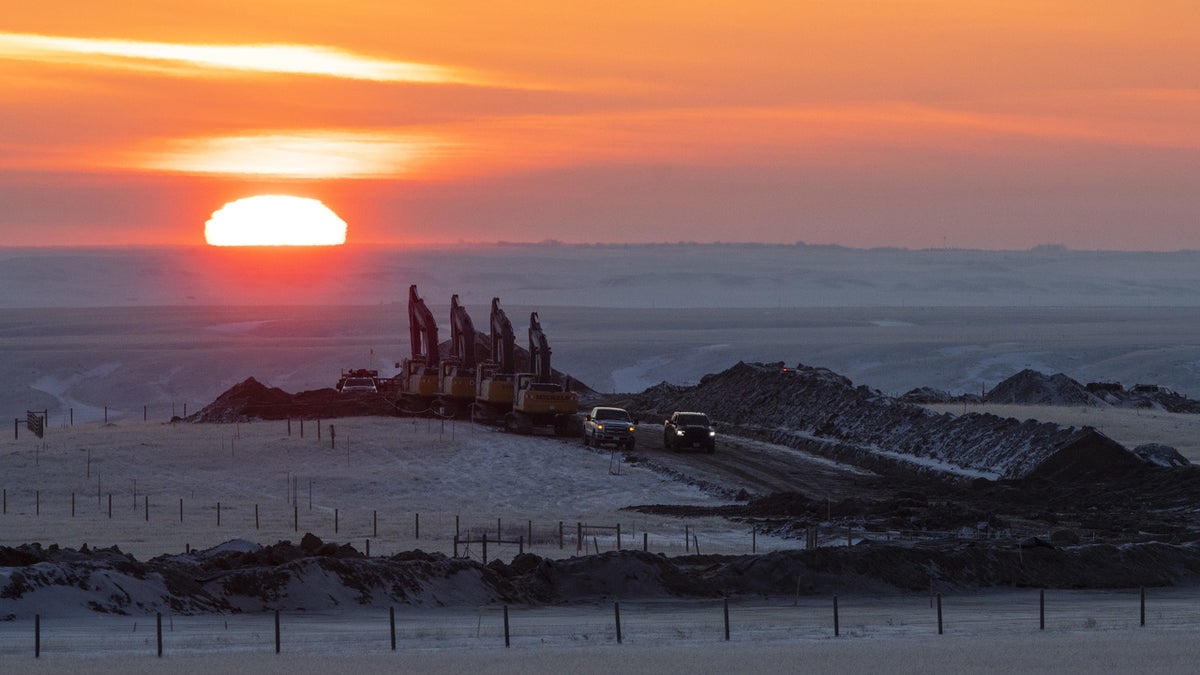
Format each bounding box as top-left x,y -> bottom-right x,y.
393,284 -> 439,412
472,297 -> 516,424
505,310 -> 579,435
434,294 -> 477,417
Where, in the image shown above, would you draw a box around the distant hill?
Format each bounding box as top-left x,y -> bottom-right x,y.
902,368 -> 1200,413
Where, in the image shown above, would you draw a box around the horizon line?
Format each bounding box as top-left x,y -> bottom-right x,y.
0,241 -> 1198,255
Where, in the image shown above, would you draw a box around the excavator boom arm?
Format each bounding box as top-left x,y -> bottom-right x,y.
528,311 -> 553,382
449,294 -> 477,369
407,284 -> 439,367
490,297 -> 516,374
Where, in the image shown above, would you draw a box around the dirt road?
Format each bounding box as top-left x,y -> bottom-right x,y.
614,423 -> 888,502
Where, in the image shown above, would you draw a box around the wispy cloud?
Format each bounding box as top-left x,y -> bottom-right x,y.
0,31 -> 486,85
131,130 -> 460,178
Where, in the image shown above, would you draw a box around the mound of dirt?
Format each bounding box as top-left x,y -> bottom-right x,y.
606,361 -> 1163,481
189,377 -> 397,422
7,536 -> 1200,618
985,369 -> 1100,406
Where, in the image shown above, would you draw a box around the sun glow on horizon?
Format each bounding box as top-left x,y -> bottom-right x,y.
205,195 -> 347,246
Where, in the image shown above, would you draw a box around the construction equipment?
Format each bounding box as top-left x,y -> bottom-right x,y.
392,284 -> 439,411
434,294 -> 477,417
472,297 -> 517,424
505,311 -> 579,435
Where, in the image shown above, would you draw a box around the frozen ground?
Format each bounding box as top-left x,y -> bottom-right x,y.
0,418 -> 755,563
6,590 -> 1200,673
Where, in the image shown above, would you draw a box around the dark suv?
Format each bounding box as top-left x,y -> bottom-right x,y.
663,411 -> 716,453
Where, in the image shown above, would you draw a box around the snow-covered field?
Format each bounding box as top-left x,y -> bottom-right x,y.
0,418 -> 751,563
6,590 -> 1200,673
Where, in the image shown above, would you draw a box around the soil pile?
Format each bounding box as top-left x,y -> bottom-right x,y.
985,369 -> 1099,406
608,361 -> 1156,480
6,536 -> 1200,619
189,377 -> 396,422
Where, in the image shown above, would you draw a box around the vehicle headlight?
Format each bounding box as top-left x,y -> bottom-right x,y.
628,426 -> 635,432
596,423 -> 605,430
709,430 -> 716,436
676,429 -> 686,436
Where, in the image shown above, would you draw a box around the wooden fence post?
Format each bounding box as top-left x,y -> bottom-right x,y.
156,612 -> 163,657
35,613 -> 40,658
390,607 -> 396,651
724,597 -> 730,641
615,602 -> 622,644
833,595 -> 839,637
937,593 -> 943,635
1040,589 -> 1045,630
275,609 -> 281,653
503,605 -> 510,648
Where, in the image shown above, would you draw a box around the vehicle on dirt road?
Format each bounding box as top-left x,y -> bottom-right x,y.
663,411 -> 716,453
582,406 -> 636,449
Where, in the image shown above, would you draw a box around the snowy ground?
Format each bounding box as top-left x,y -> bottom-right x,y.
0,417 -> 762,562
6,590 -> 1200,672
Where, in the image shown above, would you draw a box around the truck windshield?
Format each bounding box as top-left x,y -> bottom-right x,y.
596,409 -> 630,421
676,414 -> 709,426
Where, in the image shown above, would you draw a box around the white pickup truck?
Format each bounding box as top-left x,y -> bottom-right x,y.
582,406 -> 637,450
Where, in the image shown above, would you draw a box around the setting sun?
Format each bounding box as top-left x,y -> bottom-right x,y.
205,195 -> 347,246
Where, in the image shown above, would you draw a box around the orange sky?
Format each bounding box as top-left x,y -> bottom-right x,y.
2,2 -> 1199,249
